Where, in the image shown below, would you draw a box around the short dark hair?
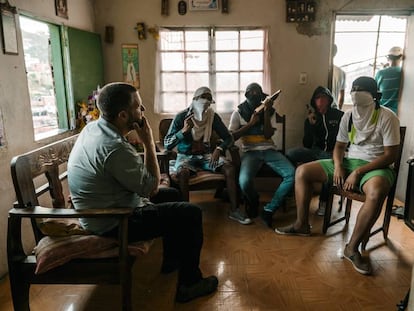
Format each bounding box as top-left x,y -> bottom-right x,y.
97,83 -> 137,121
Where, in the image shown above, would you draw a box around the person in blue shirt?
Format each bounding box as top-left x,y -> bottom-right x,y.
164,86 -> 251,225
375,46 -> 404,115
68,82 -> 218,303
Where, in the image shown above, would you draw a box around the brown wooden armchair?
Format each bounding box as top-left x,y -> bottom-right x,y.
157,118 -> 235,202
7,134 -> 152,311
322,126 -> 406,250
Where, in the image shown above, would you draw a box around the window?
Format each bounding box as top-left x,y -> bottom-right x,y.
333,15 -> 407,107
158,27 -> 268,113
20,16 -> 69,140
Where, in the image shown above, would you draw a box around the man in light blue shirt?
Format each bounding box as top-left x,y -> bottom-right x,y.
68,82 -> 218,303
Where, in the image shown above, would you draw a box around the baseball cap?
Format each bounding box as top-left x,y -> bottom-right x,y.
351,76 -> 379,99
388,46 -> 403,57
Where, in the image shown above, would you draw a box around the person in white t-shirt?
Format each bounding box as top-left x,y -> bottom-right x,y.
275,76 -> 400,276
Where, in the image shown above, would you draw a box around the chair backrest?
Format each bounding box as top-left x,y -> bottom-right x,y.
389,126 -> 406,196
10,134 -> 78,241
274,112 -> 286,154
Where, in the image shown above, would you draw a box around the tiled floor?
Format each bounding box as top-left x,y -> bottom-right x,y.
1,191 -> 413,310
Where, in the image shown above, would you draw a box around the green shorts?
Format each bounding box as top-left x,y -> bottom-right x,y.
318,158 -> 395,192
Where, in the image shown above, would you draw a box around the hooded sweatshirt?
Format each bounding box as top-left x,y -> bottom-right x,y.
303,86 -> 344,152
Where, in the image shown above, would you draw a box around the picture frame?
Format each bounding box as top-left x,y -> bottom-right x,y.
189,0 -> 218,11
0,1 -> 18,55
121,44 -> 140,88
55,0 -> 68,19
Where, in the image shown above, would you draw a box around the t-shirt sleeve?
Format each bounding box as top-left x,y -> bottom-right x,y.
381,111 -> 400,147
228,110 -> 241,132
336,111 -> 351,143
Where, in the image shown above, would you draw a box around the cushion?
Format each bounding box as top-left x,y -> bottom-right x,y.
34,235 -> 153,274
37,218 -> 90,236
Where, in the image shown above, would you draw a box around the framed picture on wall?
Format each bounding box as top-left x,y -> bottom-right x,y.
55,0 -> 68,19
121,44 -> 140,89
0,2 -> 18,55
189,0 -> 218,11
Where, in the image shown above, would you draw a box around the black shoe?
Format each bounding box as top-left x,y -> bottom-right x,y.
175,276 -> 218,303
260,210 -> 273,228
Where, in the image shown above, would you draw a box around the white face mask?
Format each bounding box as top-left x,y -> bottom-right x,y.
191,98 -> 211,120
351,91 -> 374,107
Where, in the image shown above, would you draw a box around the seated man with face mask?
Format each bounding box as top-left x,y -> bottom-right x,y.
229,83 -> 295,228
164,86 -> 252,225
275,77 -> 400,275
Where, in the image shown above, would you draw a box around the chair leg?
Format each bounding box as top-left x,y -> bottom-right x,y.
9,272 -> 30,311
382,200 -> 394,240
177,168 -> 190,202
345,199 -> 352,224
323,190 -> 335,234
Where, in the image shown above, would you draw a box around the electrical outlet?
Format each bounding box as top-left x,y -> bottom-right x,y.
299,72 -> 307,84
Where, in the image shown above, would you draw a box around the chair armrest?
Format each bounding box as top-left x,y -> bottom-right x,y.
9,205 -> 134,219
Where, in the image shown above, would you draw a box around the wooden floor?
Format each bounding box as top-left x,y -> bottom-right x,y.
1,190 -> 413,311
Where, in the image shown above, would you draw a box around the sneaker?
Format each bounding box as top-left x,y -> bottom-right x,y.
260,210 -> 273,228
342,244 -> 372,275
175,276 -> 219,303
317,201 -> 326,216
275,224 -> 311,236
229,209 -> 252,225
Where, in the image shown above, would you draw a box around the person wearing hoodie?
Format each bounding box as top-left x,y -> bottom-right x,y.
164,86 -> 251,225
229,83 -> 295,228
286,86 -> 344,215
276,77 -> 400,276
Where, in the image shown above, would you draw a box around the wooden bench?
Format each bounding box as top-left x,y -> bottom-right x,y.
7,134 -> 152,311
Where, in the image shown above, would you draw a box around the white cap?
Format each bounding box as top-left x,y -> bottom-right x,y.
388,46 -> 403,56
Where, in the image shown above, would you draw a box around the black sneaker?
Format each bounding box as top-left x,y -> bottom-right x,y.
175,276 -> 218,303
260,210 -> 273,228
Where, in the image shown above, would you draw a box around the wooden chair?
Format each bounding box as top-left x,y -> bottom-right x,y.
157,118 -> 233,202
7,134 -> 151,311
322,126 -> 406,250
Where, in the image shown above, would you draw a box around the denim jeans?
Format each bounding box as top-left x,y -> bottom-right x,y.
239,149 -> 295,213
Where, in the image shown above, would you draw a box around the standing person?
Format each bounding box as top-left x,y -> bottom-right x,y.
276,77 -> 400,275
375,46 -> 404,115
164,86 -> 251,225
68,82 -> 218,303
229,83 -> 295,228
332,44 -> 346,110
286,86 -> 344,216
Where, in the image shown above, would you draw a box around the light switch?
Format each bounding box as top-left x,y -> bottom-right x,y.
299,72 -> 307,84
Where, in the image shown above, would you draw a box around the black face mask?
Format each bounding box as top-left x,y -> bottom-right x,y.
246,94 -> 262,106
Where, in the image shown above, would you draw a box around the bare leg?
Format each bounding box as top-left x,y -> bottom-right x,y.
293,161 -> 328,231
222,162 -> 239,211
346,176 -> 390,253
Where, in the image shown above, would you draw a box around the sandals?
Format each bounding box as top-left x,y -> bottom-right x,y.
274,225 -> 311,237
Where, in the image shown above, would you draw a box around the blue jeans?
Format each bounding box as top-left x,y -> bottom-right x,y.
239,149 -> 295,213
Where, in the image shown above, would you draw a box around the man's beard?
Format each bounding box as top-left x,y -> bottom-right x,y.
127,111 -> 141,130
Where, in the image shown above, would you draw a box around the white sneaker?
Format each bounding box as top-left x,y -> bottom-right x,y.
317,201 -> 326,216
229,209 -> 252,225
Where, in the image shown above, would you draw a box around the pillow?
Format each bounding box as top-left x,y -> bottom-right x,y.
37,218 -> 90,236
34,235 -> 117,274
34,235 -> 154,274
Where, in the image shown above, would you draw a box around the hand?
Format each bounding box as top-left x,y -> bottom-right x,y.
342,170 -> 361,191
133,116 -> 154,146
209,149 -> 221,169
263,97 -> 273,110
307,110 -> 317,125
182,114 -> 194,134
333,166 -> 346,188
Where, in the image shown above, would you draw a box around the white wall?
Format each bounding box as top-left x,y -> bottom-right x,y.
0,0 -> 95,277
